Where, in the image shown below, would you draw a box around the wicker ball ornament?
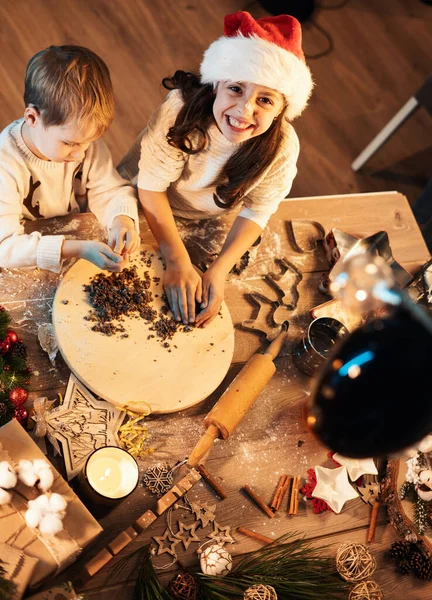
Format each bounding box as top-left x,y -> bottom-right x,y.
199,543 -> 232,576
244,583 -> 278,599
336,543 -> 376,582
348,580 -> 383,600
168,572 -> 198,600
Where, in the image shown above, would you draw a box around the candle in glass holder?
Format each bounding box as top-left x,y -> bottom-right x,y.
82,447 -> 139,505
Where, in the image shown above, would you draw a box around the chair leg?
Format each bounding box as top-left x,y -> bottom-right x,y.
351,96 -> 419,171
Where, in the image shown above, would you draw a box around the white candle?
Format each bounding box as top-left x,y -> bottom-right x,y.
86,447 -> 139,499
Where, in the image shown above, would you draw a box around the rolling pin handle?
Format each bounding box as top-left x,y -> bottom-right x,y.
187,424 -> 220,467
265,328 -> 289,361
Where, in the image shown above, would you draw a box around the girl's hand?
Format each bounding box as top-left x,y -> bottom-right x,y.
196,264 -> 226,328
108,216 -> 140,260
164,259 -> 203,324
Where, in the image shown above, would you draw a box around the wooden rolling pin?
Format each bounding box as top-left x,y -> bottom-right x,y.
188,327 -> 288,466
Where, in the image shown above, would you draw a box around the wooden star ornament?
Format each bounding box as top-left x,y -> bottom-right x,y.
152,528 -> 181,556
207,522 -> 235,544
174,522 -> 201,550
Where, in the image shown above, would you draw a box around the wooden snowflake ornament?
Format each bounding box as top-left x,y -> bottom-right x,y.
143,465 -> 173,496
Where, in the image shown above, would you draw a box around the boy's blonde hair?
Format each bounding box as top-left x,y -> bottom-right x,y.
24,45 -> 114,135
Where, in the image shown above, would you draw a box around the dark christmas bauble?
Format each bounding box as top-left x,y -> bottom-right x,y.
14,405 -> 28,425
306,305 -> 432,457
5,329 -> 18,344
9,387 -> 28,407
168,572 -> 198,600
0,340 -> 10,355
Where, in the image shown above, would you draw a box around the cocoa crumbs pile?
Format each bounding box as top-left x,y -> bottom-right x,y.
83,260 -> 192,346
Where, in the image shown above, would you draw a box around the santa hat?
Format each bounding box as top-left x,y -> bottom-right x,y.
200,11 -> 313,120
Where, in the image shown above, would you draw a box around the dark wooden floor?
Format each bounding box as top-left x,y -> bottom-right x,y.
0,0 -> 431,206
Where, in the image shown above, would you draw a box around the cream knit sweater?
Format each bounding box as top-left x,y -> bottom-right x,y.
0,119 -> 139,272
118,90 -> 300,229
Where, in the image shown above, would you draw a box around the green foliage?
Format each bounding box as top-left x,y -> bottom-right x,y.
414,498 -> 429,536
399,481 -> 416,501
0,562 -> 17,600
0,310 -> 10,340
133,547 -> 172,600
197,533 -> 347,600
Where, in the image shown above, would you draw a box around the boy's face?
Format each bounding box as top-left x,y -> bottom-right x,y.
23,106 -> 101,162
212,81 -> 284,144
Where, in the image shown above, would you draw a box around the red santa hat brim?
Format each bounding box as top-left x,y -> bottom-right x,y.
200,33 -> 313,120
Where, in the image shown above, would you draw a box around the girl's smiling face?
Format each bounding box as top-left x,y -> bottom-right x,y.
212,81 -> 284,143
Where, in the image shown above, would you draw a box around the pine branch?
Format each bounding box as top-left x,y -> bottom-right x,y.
414,499 -> 429,536
133,547 -> 172,600
197,533 -> 346,600
0,310 -> 10,340
399,481 -> 416,501
0,563 -> 17,600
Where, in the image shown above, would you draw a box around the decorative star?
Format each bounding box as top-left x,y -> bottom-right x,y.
312,466 -> 359,514
328,229 -> 412,288
174,522 -> 201,550
152,528 -> 181,556
333,454 -> 378,482
41,374 -> 124,480
207,522 -> 235,544
190,501 -> 216,528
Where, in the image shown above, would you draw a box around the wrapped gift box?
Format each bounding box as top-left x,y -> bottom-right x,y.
0,419 -> 102,587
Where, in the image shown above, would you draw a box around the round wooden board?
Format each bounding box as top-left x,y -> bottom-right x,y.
52,246 -> 235,414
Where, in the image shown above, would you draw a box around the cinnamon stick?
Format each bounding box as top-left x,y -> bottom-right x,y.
238,526 -> 274,544
288,476 -> 299,515
367,500 -> 380,543
270,474 -> 288,511
243,485 -> 275,518
275,475 -> 291,511
196,463 -> 227,499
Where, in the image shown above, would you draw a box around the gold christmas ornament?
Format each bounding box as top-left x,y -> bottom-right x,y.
244,583 -> 278,599
348,580 -> 383,600
198,543 -> 232,576
336,543 -> 376,582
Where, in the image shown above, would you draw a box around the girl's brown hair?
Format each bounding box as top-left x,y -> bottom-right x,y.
163,71 -> 285,209
24,45 -> 114,136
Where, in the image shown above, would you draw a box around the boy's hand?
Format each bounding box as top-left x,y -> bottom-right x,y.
195,264 -> 226,328
81,241 -> 126,271
108,216 -> 140,258
62,240 -> 125,272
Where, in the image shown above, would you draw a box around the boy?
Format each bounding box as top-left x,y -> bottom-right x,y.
0,45 -> 139,273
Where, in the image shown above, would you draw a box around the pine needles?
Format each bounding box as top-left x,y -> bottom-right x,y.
197,533 -> 347,600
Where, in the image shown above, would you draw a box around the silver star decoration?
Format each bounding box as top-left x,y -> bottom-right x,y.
190,501 -> 216,528
143,465 -> 173,496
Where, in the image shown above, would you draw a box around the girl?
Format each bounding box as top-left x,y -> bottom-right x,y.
119,11 -> 313,326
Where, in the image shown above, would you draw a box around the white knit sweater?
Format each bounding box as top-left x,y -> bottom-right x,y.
0,119 -> 139,272
118,90 -> 300,229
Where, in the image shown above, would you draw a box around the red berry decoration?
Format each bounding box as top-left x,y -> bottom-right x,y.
25,367 -> 32,374
0,340 -> 10,355
3,365 -> 10,371
14,405 -> 28,425
5,329 -> 18,344
9,387 -> 28,407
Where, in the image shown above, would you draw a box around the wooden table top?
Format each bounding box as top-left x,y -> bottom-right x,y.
2,191 -> 431,598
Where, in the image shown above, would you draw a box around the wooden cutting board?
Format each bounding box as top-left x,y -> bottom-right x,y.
52,246 -> 234,413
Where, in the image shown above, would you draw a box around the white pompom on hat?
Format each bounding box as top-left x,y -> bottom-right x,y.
200,11 -> 313,120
